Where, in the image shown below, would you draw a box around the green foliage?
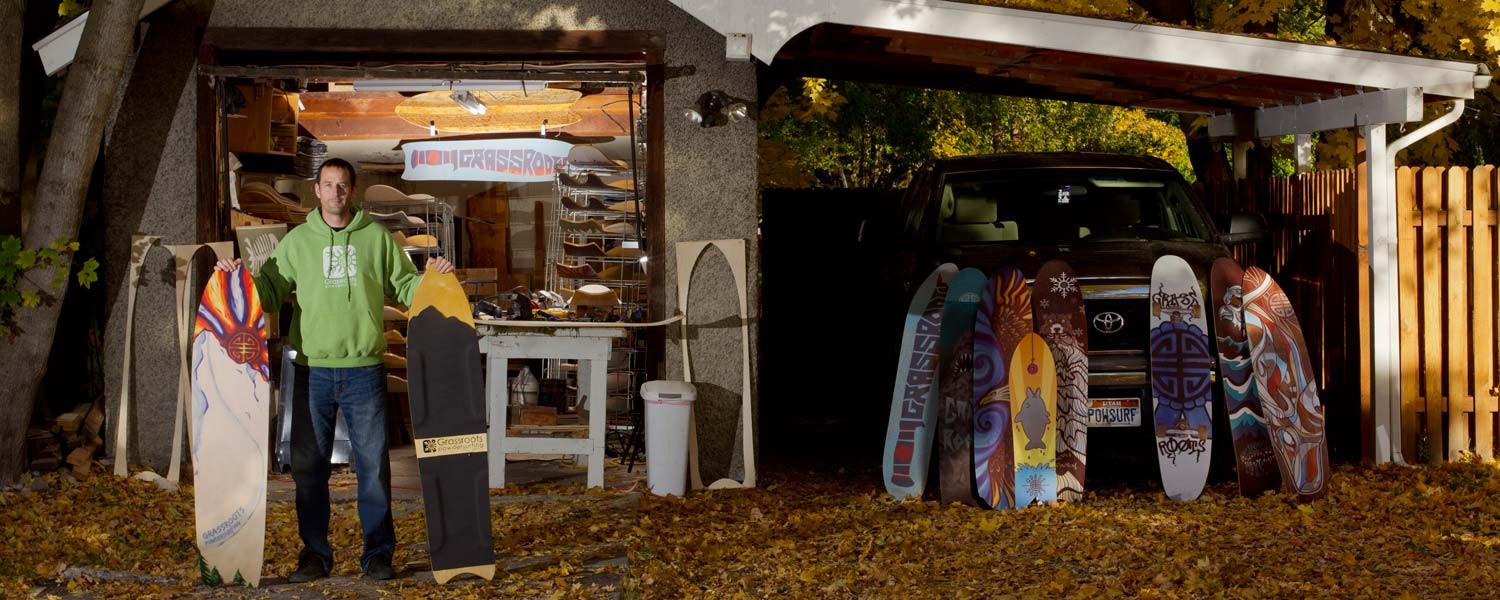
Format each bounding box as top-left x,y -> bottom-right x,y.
197,553 -> 222,586
761,79 -> 1195,190
0,236 -> 98,336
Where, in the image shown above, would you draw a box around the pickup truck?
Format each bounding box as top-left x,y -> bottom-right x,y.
876,152 -> 1264,477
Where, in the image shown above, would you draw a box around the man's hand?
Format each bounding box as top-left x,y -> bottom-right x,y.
428,256 -> 454,274
215,258 -> 243,272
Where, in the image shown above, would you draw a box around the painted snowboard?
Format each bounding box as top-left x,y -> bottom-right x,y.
1242,267 -> 1330,502
189,267 -> 270,586
408,270 -> 497,582
884,263 -> 958,500
936,268 -> 986,505
1148,255 -> 1213,502
1011,333 -> 1057,507
1033,260 -> 1089,502
972,267 -> 1031,509
1210,258 -> 1280,497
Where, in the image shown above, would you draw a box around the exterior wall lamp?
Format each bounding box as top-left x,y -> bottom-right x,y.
681,90 -> 754,127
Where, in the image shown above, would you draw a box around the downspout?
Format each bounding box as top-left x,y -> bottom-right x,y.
1373,94 -> 1470,466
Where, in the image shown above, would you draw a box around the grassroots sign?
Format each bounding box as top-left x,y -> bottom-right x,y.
401,139 -> 574,183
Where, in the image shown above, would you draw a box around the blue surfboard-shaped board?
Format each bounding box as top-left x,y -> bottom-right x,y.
883,264 -> 958,500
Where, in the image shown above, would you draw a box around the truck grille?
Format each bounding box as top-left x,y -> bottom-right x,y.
1084,297 -> 1150,353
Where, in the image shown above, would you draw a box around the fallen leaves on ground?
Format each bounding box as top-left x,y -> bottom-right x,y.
4,462 -> 1500,598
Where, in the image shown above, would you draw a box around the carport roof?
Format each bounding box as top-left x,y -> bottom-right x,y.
672,0 -> 1487,132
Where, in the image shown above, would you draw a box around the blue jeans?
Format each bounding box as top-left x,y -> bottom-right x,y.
290,363 -> 394,571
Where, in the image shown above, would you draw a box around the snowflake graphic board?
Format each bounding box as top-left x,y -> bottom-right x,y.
1033,259 -> 1089,503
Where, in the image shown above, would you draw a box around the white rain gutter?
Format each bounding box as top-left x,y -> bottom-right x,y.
1369,87 -> 1475,465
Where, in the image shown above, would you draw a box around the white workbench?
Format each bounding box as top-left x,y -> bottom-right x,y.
475,317 -> 682,489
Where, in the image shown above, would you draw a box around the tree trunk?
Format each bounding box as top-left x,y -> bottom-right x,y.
0,0 -> 145,485
1,1 -> 20,225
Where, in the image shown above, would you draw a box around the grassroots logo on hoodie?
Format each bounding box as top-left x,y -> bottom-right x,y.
322,245 -> 357,287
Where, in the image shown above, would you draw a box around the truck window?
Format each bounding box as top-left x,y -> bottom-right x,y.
935,171 -> 1212,245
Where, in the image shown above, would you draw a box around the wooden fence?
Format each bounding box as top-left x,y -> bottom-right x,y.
1396,166 -> 1498,462
1256,169 -> 1366,462
1251,166 -> 1498,463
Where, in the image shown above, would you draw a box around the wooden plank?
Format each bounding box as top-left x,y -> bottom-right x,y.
1473,165 -> 1496,459
1397,166 -> 1420,460
197,73 -> 225,243
1421,167 -> 1446,462
1447,167 -> 1471,460
1392,164 -> 1416,459
1358,145 -> 1375,462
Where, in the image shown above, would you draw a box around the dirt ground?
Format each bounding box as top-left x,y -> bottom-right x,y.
5,453 -> 1500,598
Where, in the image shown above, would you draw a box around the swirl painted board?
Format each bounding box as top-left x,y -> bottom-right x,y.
1033,260 -> 1089,502
1242,267 -> 1329,502
409,270 -> 497,582
189,267 -> 270,586
1148,255 -> 1213,502
972,267 -> 1031,509
936,268 -> 986,505
1011,333 -> 1057,507
1210,258 -> 1279,497
884,263 -> 957,500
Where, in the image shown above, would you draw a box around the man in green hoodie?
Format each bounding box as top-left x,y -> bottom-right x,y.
217,158 -> 452,582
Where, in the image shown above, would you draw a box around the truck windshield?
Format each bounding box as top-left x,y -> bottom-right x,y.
935,171 -> 1213,245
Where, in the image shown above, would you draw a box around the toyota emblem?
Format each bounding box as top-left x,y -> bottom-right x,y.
1093,311 -> 1125,334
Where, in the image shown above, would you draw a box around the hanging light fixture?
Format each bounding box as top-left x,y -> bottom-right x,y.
448,90 -> 488,115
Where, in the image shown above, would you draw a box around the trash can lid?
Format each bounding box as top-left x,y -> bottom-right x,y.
641,380 -> 696,402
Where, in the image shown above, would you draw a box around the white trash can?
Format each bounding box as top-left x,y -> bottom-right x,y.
642,380 -> 696,497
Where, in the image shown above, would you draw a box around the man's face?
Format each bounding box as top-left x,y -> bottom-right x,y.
314,166 -> 352,216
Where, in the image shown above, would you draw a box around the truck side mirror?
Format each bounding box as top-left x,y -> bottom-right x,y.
1221,212 -> 1266,244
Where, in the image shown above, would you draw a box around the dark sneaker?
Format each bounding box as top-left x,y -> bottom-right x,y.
363,554 -> 396,581
287,555 -> 328,583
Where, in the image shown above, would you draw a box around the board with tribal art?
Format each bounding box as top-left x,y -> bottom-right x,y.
1242,267 -> 1329,502
1149,255 -> 1213,502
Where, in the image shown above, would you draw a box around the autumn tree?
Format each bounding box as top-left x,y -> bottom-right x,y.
760,79 -> 1194,189
0,0 -> 142,485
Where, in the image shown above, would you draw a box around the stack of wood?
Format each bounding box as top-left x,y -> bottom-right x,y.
25,429 -> 60,472
28,403 -> 106,477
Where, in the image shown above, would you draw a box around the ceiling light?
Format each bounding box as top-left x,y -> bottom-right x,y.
354,79 -> 529,92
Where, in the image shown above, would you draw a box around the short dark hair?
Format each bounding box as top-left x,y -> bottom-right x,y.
317,158 -> 356,189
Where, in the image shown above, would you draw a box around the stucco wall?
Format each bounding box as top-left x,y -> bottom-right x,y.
102,0 -> 759,483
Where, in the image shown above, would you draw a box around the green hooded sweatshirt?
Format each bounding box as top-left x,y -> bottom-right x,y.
254,208 -> 421,367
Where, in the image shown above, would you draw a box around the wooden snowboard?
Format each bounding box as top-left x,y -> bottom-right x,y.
1242,267 -> 1330,502
1209,258 -> 1280,497
1033,260 -> 1089,502
1011,333 -> 1057,507
883,263 -> 958,500
972,267 -> 1031,509
407,270 -> 497,583
1148,255 -> 1213,502
936,268 -> 986,505
189,267 -> 270,586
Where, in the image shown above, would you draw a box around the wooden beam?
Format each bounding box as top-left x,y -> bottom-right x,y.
202,28 -> 663,64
